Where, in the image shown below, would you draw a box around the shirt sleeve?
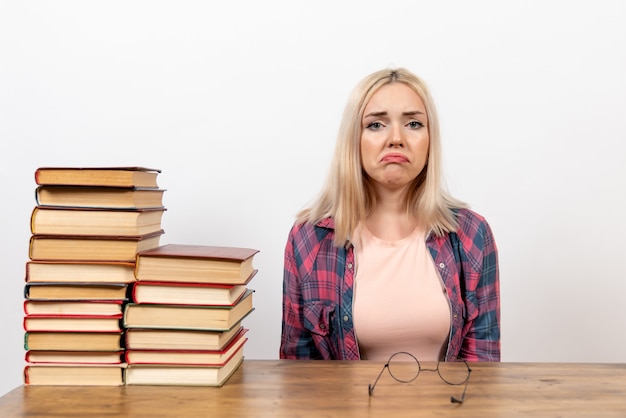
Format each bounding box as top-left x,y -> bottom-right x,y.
459,215 -> 501,361
279,223 -> 322,359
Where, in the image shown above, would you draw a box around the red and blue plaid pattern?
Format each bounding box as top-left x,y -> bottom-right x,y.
280,208 -> 500,362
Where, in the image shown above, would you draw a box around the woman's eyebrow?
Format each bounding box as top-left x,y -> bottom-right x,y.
363,110 -> 424,118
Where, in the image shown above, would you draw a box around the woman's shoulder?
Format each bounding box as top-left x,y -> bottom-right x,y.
453,207 -> 495,241
288,217 -> 336,243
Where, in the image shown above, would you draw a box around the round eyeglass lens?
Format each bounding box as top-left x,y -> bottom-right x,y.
387,352 -> 420,383
437,361 -> 470,385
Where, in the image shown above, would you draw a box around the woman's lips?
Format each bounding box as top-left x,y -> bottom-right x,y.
381,153 -> 409,163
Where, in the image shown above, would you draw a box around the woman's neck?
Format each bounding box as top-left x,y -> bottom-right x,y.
364,188 -> 419,241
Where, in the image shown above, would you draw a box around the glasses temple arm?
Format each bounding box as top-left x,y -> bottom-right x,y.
368,363 -> 389,396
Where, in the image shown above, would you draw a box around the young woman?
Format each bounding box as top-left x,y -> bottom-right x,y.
280,68 -> 500,362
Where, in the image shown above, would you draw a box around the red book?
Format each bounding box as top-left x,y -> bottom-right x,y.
25,350 -> 124,364
125,328 -> 248,365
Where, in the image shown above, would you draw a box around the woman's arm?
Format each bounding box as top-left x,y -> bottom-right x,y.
459,216 -> 501,361
279,224 -> 321,359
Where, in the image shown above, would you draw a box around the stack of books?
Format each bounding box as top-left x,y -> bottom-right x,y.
23,167 -> 166,386
124,244 -> 258,387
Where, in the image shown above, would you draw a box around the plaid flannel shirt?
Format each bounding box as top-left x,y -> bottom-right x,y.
280,207 -> 500,362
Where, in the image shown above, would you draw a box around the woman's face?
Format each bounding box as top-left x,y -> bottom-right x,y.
360,82 -> 430,193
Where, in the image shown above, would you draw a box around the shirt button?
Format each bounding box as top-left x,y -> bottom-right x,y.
347,263 -> 353,269
319,323 -> 326,329
439,263 -> 445,269
343,315 -> 349,322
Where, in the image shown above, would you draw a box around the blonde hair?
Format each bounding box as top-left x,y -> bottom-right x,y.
298,68 -> 465,246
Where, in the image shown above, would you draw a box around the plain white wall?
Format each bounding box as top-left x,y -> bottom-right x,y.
1,0 -> 625,397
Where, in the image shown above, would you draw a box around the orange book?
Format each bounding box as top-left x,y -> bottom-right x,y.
135,244 -> 259,284
24,364 -> 125,386
24,300 -> 124,316
35,166 -> 160,188
131,277 -> 254,306
123,289 -> 254,331
30,206 -> 166,236
125,341 -> 244,386
24,283 -> 128,300
35,185 -> 166,209
29,230 -> 164,262
23,314 -> 123,332
24,331 -> 123,351
25,261 -> 137,284
125,323 -> 244,351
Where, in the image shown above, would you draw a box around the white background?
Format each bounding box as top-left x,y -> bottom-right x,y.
1,0 -> 625,397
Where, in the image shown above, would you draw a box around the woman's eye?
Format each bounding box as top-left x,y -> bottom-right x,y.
408,121 -> 424,129
367,122 -> 384,130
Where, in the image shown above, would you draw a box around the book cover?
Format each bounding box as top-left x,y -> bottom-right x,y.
35,185 -> 166,209
25,261 -> 137,284
125,323 -> 244,351
135,244 -> 259,284
28,230 -> 164,262
123,289 -> 254,331
30,206 -> 166,236
35,166 -> 160,188
125,328 -> 248,365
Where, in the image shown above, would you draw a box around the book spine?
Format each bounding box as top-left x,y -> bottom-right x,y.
24,366 -> 30,384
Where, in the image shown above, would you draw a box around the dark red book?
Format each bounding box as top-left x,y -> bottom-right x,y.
135,244 -> 259,284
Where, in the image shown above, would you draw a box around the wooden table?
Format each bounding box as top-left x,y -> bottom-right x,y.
1,360 -> 625,417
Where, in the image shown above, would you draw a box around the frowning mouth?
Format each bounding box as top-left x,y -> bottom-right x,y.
381,153 -> 409,163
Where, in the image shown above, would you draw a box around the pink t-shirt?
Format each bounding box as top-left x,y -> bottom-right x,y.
352,224 -> 451,361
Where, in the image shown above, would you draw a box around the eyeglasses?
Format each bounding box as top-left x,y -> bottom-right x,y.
368,352 -> 472,404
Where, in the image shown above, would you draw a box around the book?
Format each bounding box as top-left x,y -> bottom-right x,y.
135,244 -> 259,285
125,323 -> 244,351
29,230 -> 164,262
35,185 -> 165,209
30,206 -> 166,236
24,364 -> 125,386
24,300 -> 123,316
25,350 -> 123,364
25,261 -> 136,284
24,332 -> 123,351
25,283 -> 128,300
125,328 -> 248,365
125,343 -> 244,386
24,315 -> 123,332
123,289 -> 254,331
34,166 -> 160,188
131,280 -> 252,306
